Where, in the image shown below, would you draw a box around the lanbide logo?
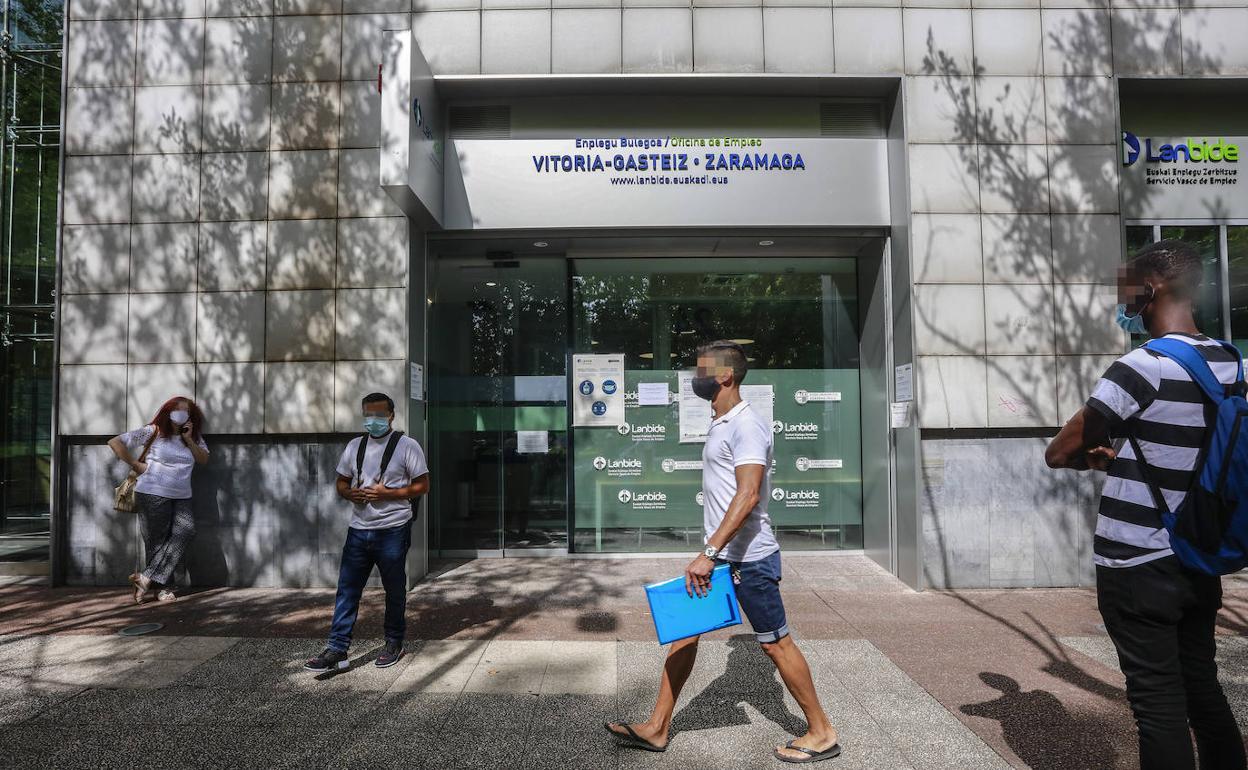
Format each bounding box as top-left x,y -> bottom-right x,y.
595,456 -> 642,476
1122,131 -> 1240,167
619,422 -> 666,441
1123,131 -> 1141,166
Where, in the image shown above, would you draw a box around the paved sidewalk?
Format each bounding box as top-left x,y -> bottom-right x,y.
2,556 -> 1247,769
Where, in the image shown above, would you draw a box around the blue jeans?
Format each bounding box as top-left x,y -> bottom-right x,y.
327,522 -> 412,653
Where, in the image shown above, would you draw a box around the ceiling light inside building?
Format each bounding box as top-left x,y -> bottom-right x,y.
533,241 -> 548,248
758,240 -> 775,246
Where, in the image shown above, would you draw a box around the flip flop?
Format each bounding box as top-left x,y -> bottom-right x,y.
603,722 -> 667,753
773,740 -> 842,764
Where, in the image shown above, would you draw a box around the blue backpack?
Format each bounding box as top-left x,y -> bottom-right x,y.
1128,337 -> 1248,576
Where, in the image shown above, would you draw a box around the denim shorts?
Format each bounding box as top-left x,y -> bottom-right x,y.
721,549 -> 789,643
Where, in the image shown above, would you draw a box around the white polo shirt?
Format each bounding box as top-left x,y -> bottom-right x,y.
702,400 -> 779,563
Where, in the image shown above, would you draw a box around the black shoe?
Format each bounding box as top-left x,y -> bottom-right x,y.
304,648 -> 349,673
375,640 -> 403,668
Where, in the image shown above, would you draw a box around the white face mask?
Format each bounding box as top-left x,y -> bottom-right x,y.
170,410 -> 190,426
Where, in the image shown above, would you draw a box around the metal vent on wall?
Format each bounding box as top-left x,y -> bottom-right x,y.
819,102 -> 885,137
449,105 -> 512,139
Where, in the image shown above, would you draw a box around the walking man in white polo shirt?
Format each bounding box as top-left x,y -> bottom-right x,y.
606,341 -> 841,764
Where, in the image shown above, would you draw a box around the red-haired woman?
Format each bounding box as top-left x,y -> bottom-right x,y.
107,396 -> 209,603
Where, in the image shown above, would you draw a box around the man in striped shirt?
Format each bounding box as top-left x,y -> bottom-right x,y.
1046,240 -> 1245,770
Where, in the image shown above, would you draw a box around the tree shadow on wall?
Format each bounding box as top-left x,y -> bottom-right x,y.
912,15 -> 1224,767
914,9 -> 1221,588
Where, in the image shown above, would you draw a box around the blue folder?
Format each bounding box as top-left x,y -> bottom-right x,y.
644,563 -> 743,645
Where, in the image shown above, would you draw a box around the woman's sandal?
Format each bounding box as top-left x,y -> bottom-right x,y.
129,573 -> 150,604
156,589 -> 177,602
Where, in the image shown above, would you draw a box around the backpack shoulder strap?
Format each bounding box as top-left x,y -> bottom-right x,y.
378,431 -> 405,478
1143,338 -> 1227,404
354,434 -> 369,483
1217,340 -> 1246,386
1127,434 -> 1170,514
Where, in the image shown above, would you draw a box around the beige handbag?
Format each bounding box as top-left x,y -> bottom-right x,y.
113,432 -> 157,512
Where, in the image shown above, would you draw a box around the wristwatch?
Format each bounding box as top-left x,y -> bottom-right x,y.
702,544 -> 719,561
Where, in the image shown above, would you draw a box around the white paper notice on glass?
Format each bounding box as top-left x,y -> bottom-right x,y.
571,354 -> 626,427
410,363 -> 424,401
894,363 -> 913,403
516,430 -> 548,454
678,375 -> 775,443
741,384 -> 775,427
637,382 -> 670,407
677,371 -> 713,443
890,401 -> 912,429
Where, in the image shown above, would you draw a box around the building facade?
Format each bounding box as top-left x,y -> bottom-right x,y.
52,0 -> 1248,590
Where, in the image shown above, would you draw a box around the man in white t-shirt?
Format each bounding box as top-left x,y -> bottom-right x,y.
607,341 -> 841,764
304,392 -> 430,673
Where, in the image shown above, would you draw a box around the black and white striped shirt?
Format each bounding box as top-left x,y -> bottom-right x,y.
1086,334 -> 1241,568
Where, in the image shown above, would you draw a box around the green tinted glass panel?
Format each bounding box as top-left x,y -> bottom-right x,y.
1230,226 -> 1248,352
1160,226 -> 1223,337
571,260 -> 862,553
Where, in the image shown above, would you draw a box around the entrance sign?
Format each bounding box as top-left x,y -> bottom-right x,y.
1120,131 -> 1246,219
444,137 -> 889,229
380,30 -> 444,228
572,354 -> 625,427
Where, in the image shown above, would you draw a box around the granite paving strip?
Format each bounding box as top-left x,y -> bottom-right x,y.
386,639 -> 490,694
0,633 -> 239,692
1060,635 -> 1248,731
540,640 -> 618,695
613,638 -> 1003,770
824,589 -> 1145,769
463,639 -> 555,694
4,556 -> 1245,768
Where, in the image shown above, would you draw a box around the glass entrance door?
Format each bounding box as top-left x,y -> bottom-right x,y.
570,257 -> 863,553
427,255 -> 568,553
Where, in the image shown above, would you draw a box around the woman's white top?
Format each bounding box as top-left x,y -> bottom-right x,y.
116,425 -> 208,500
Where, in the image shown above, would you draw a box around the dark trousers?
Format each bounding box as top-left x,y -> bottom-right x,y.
1097,556 -> 1246,770
327,522 -> 412,653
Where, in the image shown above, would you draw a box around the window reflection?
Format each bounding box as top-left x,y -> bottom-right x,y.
1229,227 -> 1248,352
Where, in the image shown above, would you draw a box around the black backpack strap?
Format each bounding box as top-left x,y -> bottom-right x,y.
378,431 -> 405,479
1126,432 -> 1171,515
355,433 -> 369,485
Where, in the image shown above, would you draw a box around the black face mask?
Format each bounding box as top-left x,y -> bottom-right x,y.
691,375 -> 722,401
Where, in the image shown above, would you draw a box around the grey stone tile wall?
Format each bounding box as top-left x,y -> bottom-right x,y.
920,436 -> 1100,589
64,439 -> 380,588
58,2 -> 1248,587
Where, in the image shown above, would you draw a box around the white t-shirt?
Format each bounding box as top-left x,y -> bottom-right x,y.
116,425 -> 208,500
701,400 -> 779,563
335,432 -> 429,530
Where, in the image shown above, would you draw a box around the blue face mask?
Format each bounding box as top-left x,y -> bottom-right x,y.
1115,304 -> 1148,335
363,417 -> 390,437
1115,285 -> 1154,336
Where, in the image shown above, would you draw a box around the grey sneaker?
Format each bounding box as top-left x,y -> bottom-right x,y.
304,648 -> 349,673
375,641 -> 403,668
